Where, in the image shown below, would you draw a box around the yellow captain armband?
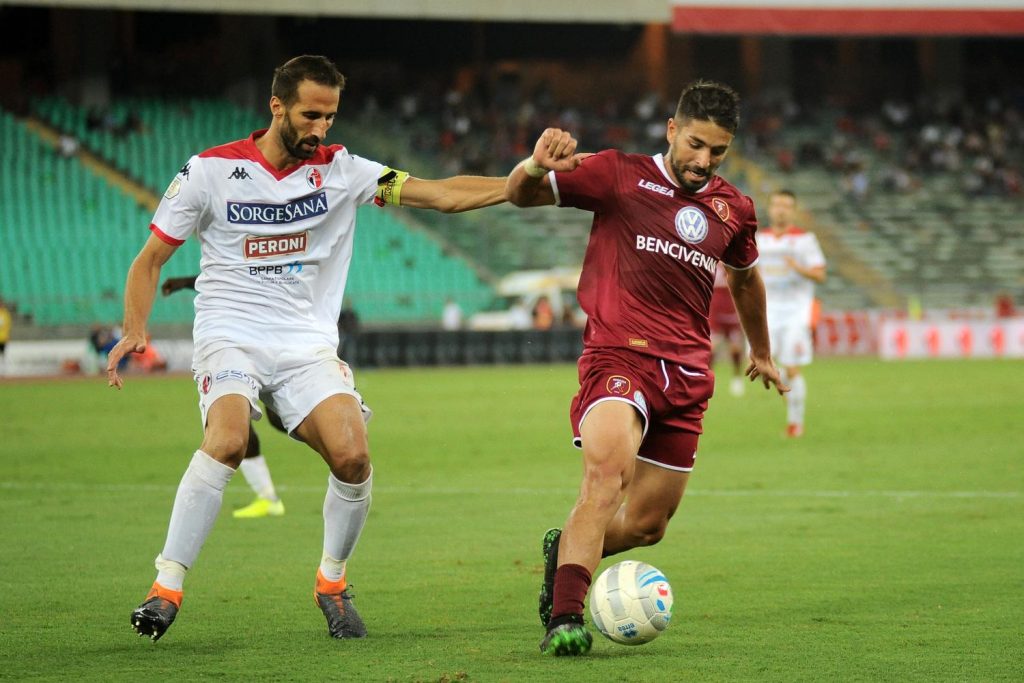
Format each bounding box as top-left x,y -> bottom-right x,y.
374,167 -> 410,206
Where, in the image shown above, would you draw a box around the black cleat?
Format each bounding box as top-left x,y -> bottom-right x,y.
540,614 -> 593,656
130,585 -> 182,642
315,571 -> 367,639
539,528 -> 561,627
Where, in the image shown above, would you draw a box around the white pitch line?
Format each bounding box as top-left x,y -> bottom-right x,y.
0,481 -> 1020,499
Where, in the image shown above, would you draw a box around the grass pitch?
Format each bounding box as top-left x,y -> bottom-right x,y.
1,358 -> 1022,681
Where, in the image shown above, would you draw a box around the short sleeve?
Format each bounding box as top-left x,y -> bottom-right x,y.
342,152 -> 386,206
800,234 -> 826,269
150,156 -> 207,245
549,149 -> 619,213
722,194 -> 759,269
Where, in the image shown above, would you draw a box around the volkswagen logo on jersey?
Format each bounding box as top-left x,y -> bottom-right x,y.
306,167 -> 323,190
675,207 -> 709,244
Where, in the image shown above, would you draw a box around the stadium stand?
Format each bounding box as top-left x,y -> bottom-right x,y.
748,101 -> 1024,309
19,99 -> 494,326
11,83 -> 1022,328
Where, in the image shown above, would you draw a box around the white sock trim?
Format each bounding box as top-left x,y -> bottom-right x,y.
329,467 -> 373,501
192,450 -> 236,489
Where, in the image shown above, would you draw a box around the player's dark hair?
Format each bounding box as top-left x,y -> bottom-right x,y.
772,189 -> 797,201
675,80 -> 741,134
272,55 -> 346,106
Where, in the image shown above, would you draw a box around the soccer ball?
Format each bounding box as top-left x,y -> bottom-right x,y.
589,560 -> 673,645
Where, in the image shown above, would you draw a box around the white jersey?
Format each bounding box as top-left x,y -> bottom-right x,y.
756,227 -> 825,328
150,130 -> 384,349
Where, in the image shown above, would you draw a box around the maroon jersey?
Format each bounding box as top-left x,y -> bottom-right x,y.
551,150 -> 758,367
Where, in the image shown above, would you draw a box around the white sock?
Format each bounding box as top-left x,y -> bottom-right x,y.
154,554 -> 187,591
320,468 -> 373,582
239,455 -> 279,501
787,374 -> 807,426
158,450 -> 235,586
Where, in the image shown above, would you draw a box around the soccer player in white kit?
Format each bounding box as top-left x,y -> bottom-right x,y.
755,190 -> 826,437
106,55 -> 580,642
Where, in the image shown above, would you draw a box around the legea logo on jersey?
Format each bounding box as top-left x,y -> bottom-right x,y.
227,191 -> 328,225
306,167 -> 323,190
244,231 -> 309,259
675,207 -> 708,244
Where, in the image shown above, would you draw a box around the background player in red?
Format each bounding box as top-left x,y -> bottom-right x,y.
507,80 -> 788,655
709,262 -> 748,396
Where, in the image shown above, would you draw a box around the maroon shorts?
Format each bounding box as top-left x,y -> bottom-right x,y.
569,347 -> 715,472
709,288 -> 742,336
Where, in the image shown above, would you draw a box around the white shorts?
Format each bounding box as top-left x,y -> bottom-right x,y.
192,344 -> 371,435
768,320 -> 813,367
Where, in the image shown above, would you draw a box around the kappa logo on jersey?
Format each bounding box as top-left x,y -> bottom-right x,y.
306,167 -> 323,190
228,166 -> 253,180
179,162 -> 191,179
606,375 -> 631,396
244,231 -> 309,259
711,197 -> 730,222
675,207 -> 709,244
228,191 -> 328,225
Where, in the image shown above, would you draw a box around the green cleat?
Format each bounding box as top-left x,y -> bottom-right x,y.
540,617 -> 593,656
233,496 -> 285,519
539,528 -> 561,627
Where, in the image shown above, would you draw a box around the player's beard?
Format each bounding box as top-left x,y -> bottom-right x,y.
280,114 -> 320,160
668,142 -> 713,193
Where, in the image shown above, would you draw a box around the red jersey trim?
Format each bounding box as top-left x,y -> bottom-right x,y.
198,130 -> 344,181
150,223 -> 185,246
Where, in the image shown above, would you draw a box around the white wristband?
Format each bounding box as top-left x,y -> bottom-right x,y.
523,157 -> 548,178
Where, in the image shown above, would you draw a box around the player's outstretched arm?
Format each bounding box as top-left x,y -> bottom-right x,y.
506,128 -> 584,207
107,234 -> 179,389
726,265 -> 789,395
397,175 -> 507,213
161,275 -> 199,296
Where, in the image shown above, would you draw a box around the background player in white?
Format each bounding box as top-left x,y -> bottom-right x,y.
106,54 -> 578,642
756,189 -> 827,437
162,274 -> 286,519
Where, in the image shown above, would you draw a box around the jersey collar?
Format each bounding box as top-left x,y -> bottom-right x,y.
654,153 -> 709,194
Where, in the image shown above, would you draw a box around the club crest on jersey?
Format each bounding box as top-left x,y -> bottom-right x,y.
711,197 -> 730,222
196,372 -> 212,395
306,167 -> 323,190
606,375 -> 631,396
675,207 -> 708,244
244,231 -> 309,259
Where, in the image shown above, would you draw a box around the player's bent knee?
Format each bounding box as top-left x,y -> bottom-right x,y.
201,432 -> 249,467
630,518 -> 668,547
325,447 -> 371,484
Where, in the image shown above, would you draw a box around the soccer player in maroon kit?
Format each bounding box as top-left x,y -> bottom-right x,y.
507,80 -> 788,655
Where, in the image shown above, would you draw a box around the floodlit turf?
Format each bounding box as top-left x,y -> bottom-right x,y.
1,358 -> 1022,681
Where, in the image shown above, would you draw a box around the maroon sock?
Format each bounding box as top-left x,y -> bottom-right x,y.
551,564 -> 592,620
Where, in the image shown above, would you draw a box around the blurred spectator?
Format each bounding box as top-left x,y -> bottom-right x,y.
532,295 -> 554,330
0,297 -> 11,376
442,297 -> 463,331
994,293 -> 1017,319
508,298 -> 531,330
131,335 -> 167,373
89,324 -> 126,373
57,133 -> 80,158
